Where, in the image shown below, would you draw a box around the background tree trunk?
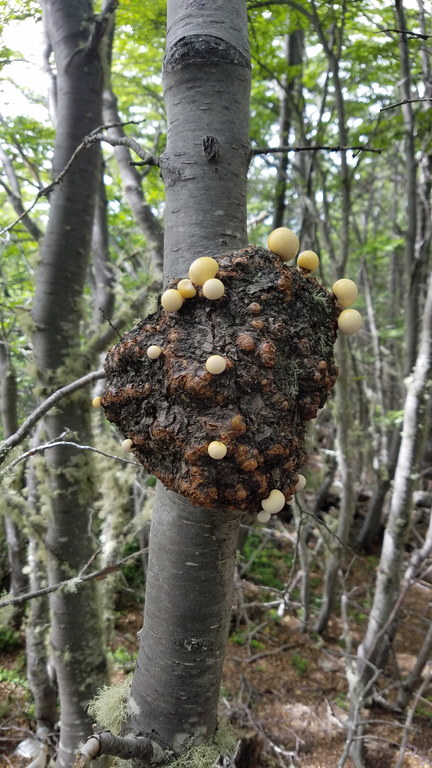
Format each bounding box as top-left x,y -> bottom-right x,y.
31,2 -> 110,764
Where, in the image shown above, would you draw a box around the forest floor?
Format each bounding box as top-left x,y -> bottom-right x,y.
1,526 -> 432,768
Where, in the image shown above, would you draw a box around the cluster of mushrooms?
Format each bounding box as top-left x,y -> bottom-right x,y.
94,228 -> 362,523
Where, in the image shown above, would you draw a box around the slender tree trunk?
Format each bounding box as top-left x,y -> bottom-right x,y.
311,6 -> 355,635
0,146 -> 42,240
32,2 -> 110,765
126,1 -> 251,755
100,0 -> 163,277
25,443 -> 58,736
356,0 -> 431,553
272,29 -> 304,230
394,0 -> 419,374
350,269 -> 432,767
91,168 -> 115,325
0,342 -> 27,624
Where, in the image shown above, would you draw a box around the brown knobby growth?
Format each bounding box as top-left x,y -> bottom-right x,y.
102,246 -> 339,512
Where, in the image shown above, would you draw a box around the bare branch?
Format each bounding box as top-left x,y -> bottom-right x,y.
0,547 -> 148,610
380,97 -> 432,111
0,369 -> 105,467
383,27 -> 431,40
0,146 -> 43,240
74,729 -> 166,767
251,144 -> 383,156
5,438 -> 139,474
0,125 -> 160,237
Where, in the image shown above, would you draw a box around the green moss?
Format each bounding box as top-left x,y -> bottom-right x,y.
87,675 -> 132,736
290,653 -> 308,675
169,722 -> 237,768
0,598 -> 16,630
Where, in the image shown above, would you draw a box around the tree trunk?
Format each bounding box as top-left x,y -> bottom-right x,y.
100,0 -> 164,277
272,29 -> 304,230
25,443 -> 58,736
126,0 -> 251,755
31,2 -> 110,765
350,269 -> 432,767
0,341 -> 27,626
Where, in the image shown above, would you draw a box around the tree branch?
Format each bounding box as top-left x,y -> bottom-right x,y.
251,144 -> 383,156
74,730 -> 166,767
5,438 -> 139,474
0,146 -> 43,240
380,97 -> 432,111
0,369 -> 105,467
0,124 -> 160,237
383,27 -> 431,40
0,547 -> 148,610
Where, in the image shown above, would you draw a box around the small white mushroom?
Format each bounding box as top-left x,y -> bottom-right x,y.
297,250 -> 319,272
338,308 -> 363,335
147,345 -> 163,360
257,510 -> 271,523
161,289 -> 184,312
332,278 -> 359,308
261,489 -> 286,514
208,441 -> 227,459
295,474 -> 306,491
177,278 -> 197,298
121,438 -> 133,452
205,355 -> 227,374
92,396 -> 102,408
188,257 -> 219,286
202,278 -> 225,300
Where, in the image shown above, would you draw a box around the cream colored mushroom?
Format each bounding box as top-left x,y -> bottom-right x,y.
202,278 -> 225,300
188,257 -> 219,285
205,355 -> 227,374
207,441 -> 227,459
161,289 -> 184,312
267,227 -> 299,261
297,250 -> 319,272
177,279 -> 197,298
261,489 -> 286,514
147,345 -> 163,360
295,474 -> 306,491
338,308 -> 363,335
332,278 -> 359,308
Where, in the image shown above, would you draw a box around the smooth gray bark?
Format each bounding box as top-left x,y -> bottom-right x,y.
272,30 -> 304,230
32,2 -> 109,765
126,0 -> 251,756
100,0 -> 164,277
0,342 -> 27,622
91,169 -> 115,325
25,446 -> 58,733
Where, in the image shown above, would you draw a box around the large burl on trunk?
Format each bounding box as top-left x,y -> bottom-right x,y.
102,245 -> 339,513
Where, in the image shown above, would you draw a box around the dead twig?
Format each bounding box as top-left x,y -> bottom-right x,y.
0,368 -> 105,467
0,547 -> 148,609
0,123 -> 159,237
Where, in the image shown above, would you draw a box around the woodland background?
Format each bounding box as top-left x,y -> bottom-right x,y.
0,1 -> 431,767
